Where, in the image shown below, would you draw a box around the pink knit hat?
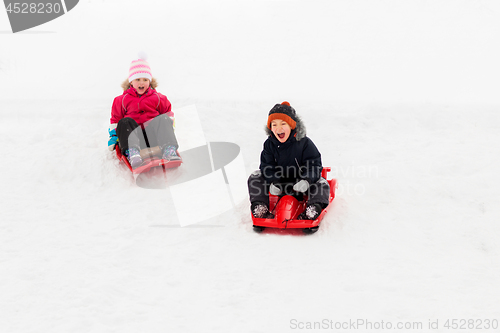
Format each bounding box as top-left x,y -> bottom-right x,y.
128,52 -> 152,82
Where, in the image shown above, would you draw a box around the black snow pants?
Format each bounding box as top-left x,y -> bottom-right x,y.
116,115 -> 178,155
247,170 -> 330,208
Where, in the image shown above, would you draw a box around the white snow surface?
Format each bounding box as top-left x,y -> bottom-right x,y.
1,1 -> 500,332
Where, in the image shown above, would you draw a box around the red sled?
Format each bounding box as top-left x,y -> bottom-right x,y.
115,146 -> 182,174
252,167 -> 338,233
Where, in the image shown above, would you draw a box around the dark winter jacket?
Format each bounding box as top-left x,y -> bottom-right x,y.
110,82 -> 173,127
259,116 -> 323,184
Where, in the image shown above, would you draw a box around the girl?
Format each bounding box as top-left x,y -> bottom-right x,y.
108,54 -> 179,169
248,102 -> 330,220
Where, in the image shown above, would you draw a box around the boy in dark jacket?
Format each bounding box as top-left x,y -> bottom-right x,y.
248,102 -> 330,220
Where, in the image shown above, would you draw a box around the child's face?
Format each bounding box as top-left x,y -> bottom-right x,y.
130,78 -> 150,95
270,119 -> 291,143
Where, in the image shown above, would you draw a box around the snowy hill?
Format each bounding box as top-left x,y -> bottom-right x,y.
1,1 -> 500,332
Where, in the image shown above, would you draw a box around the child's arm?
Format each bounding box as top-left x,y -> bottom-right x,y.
300,139 -> 323,183
110,95 -> 126,124
157,94 -> 174,118
108,124 -> 118,151
259,141 -> 280,183
108,96 -> 125,151
156,93 -> 175,128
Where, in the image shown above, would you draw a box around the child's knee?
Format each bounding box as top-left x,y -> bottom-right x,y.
248,170 -> 262,184
118,117 -> 138,126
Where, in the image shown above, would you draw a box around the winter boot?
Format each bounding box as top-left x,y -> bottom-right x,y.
126,147 -> 143,169
162,145 -> 181,161
297,203 -> 322,220
251,202 -> 274,219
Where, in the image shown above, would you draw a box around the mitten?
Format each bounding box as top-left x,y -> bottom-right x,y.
293,179 -> 310,193
269,183 -> 282,196
166,111 -> 175,129
108,124 -> 118,151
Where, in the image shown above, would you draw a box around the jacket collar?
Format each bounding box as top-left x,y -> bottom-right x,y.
124,86 -> 154,97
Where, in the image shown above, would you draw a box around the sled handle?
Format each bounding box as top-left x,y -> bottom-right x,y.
321,167 -> 331,179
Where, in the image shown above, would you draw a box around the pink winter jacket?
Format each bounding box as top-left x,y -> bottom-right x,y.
110,86 -> 173,127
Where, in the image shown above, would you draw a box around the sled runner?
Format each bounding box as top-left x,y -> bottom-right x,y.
116,145 -> 182,174
252,167 -> 337,233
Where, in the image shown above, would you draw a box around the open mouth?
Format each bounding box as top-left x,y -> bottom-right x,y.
277,133 -> 285,139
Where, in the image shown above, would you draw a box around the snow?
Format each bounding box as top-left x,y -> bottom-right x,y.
1,0 -> 500,332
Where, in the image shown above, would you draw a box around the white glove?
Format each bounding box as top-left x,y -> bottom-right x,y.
269,183 -> 282,196
293,180 -> 310,193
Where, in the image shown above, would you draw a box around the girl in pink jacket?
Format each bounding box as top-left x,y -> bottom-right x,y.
108,54 -> 179,169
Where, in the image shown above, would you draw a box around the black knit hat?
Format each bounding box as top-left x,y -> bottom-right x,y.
267,101 -> 297,129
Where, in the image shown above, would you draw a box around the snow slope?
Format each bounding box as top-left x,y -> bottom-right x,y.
1,1 -> 500,332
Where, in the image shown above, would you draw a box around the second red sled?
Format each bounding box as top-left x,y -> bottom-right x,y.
115,146 -> 182,174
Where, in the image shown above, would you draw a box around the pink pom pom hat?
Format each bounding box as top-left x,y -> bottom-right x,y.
128,56 -> 152,82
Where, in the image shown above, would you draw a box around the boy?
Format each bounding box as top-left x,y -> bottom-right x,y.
248,102 -> 330,220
